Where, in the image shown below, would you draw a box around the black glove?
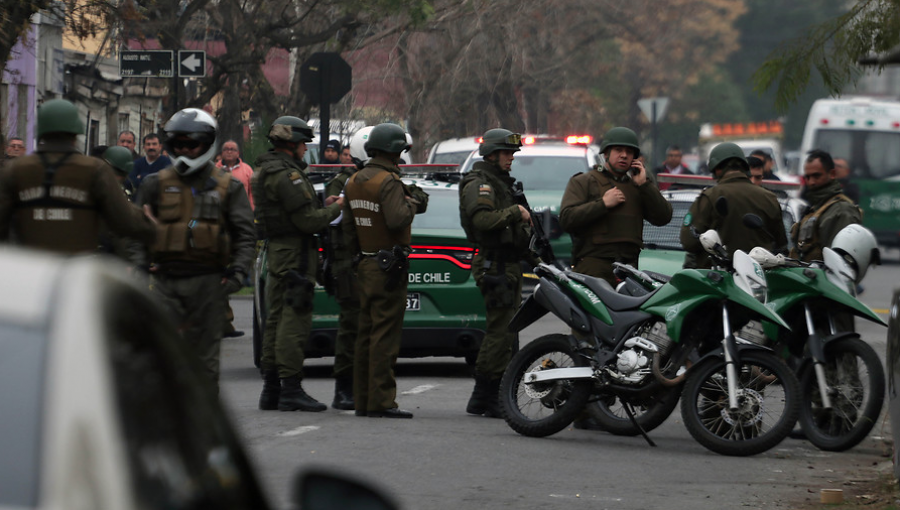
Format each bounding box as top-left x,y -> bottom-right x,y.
223,270 -> 245,295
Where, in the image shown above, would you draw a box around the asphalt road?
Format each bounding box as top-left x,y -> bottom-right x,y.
219,252 -> 899,510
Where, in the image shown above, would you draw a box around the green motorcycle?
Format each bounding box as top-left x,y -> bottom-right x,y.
501,230 -> 801,456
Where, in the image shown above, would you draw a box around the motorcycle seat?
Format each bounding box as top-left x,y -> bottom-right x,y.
567,272 -> 656,311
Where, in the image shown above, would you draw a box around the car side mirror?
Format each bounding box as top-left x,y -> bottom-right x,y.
294,469 -> 399,510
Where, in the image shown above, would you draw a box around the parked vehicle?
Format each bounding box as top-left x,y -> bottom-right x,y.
499,222 -> 801,456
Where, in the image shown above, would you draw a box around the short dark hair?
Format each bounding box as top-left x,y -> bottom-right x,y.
747,156 -> 764,169
666,145 -> 681,154
118,130 -> 135,140
89,145 -> 109,158
143,133 -> 160,144
806,149 -> 834,171
749,149 -> 771,162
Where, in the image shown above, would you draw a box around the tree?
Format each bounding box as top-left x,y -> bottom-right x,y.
753,0 -> 900,113
0,0 -> 51,68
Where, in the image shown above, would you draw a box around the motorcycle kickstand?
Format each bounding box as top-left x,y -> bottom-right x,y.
623,402 -> 656,447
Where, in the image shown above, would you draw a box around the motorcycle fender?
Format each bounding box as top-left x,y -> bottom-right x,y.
523,366 -> 594,384
695,342 -> 775,368
795,332 -> 861,375
534,278 -> 592,334
508,293 -> 550,333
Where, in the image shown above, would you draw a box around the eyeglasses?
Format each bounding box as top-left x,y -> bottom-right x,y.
172,139 -> 201,150
8,144 -> 25,149
222,147 -> 238,152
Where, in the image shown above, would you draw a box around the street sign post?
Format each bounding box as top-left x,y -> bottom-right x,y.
178,50 -> 206,78
300,52 -> 352,161
638,97 -> 670,169
120,50 -> 174,78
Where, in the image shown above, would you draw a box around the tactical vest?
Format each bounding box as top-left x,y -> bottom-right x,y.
791,194 -> 860,261
9,151 -> 101,254
152,168 -> 232,267
459,165 -> 527,255
345,169 -> 410,253
576,170 -> 643,258
252,157 -> 309,239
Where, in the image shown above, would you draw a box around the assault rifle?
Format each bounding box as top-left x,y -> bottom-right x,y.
512,181 -> 556,264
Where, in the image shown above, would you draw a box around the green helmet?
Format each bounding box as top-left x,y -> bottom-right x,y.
37,99 -> 84,139
364,123 -> 410,156
599,127 -> 640,157
478,128 -> 522,156
708,142 -> 748,174
269,116 -> 313,144
102,146 -> 134,175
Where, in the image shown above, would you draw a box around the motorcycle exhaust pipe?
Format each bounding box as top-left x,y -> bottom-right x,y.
652,353 -> 688,387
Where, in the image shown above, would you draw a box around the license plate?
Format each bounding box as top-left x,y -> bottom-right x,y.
406,292 -> 421,311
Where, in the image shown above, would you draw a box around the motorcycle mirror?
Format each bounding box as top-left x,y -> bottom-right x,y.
715,196 -> 729,217
742,213 -> 764,230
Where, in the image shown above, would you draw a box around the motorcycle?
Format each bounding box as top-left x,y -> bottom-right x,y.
500,228 -> 801,456
744,227 -> 886,452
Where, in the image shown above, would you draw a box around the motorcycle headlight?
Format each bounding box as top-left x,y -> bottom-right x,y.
746,278 -> 767,304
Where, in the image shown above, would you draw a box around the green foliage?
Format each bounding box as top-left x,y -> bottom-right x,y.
753,0 -> 900,113
244,122 -> 273,167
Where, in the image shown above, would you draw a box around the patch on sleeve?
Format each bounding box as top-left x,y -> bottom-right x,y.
683,212 -> 692,226
478,184 -> 492,196
287,170 -> 303,184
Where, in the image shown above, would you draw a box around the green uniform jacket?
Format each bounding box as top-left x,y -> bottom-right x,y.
459,161 -> 531,256
559,166 -> 672,261
791,180 -> 862,262
680,170 -> 787,268
341,156 -> 419,255
253,150 -> 341,237
131,162 -> 255,276
325,167 -> 356,198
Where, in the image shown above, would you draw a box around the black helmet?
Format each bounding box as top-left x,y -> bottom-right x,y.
479,128 -> 522,157
599,127 -> 640,157
708,142 -> 748,175
269,116 -> 313,144
364,123 -> 410,156
164,108 -> 218,176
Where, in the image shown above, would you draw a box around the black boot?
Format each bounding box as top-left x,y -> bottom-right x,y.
332,376 -> 354,410
258,369 -> 281,411
482,377 -> 503,418
278,376 -> 327,412
466,373 -> 491,415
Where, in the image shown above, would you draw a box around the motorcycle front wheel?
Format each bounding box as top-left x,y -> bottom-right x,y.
500,334 -> 592,437
798,337 -> 885,452
681,350 -> 800,456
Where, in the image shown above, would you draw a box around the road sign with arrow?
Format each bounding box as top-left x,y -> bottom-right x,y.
178,50 -> 206,78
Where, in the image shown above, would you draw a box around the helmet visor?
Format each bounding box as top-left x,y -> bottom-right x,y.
504,133 -> 523,146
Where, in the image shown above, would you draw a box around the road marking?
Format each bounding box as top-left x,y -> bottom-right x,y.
402,384 -> 438,395
277,425 -> 319,437
874,308 -> 889,314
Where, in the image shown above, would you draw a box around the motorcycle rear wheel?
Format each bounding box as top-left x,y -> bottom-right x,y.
500,334 -> 592,437
585,384 -> 682,436
681,350 -> 800,456
798,337 -> 885,452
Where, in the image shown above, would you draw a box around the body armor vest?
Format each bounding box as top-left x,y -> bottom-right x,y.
252,157 -> 311,239
577,170 -> 643,258
791,194 -> 859,261
345,169 -> 410,253
10,151 -> 101,254
152,168 -> 232,267
459,164 -> 527,256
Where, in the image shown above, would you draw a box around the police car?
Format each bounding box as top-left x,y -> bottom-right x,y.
252,166 -> 489,366
458,134 -> 601,266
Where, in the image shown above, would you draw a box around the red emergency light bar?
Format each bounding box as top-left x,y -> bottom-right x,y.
474,134 -> 592,145
711,121 -> 783,137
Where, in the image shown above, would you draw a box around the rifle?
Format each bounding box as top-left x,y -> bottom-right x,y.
512,181 -> 556,264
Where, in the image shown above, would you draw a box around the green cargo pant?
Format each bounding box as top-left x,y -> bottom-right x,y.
354,257 -> 407,412
472,255 -> 523,379
261,240 -> 317,379
151,272 -> 225,389
332,254 -> 359,380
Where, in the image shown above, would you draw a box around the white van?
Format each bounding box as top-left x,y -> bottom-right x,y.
426,137 -> 479,166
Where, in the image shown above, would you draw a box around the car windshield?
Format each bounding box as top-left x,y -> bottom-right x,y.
813,129 -> 900,179
432,151 -> 473,166
510,155 -> 590,191
412,188 -> 461,230
0,323 -> 46,507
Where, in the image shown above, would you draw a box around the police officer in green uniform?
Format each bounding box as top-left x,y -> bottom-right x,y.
560,126 -> 672,285
342,122 -> 428,419
322,145 -> 363,410
459,128 -> 532,418
680,142 -> 787,268
791,149 -> 862,262
131,108 -> 256,392
252,116 -> 344,412
0,99 -> 155,253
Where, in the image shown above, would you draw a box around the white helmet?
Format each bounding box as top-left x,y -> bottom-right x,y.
164,108 -> 218,176
831,224 -> 880,283
349,126 -> 374,164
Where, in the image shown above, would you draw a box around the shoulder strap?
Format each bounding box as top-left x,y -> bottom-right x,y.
588,168 -> 612,189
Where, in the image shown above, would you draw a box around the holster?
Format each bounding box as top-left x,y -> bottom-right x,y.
479,260 -> 515,309
284,269 -> 314,311
377,245 -> 408,291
